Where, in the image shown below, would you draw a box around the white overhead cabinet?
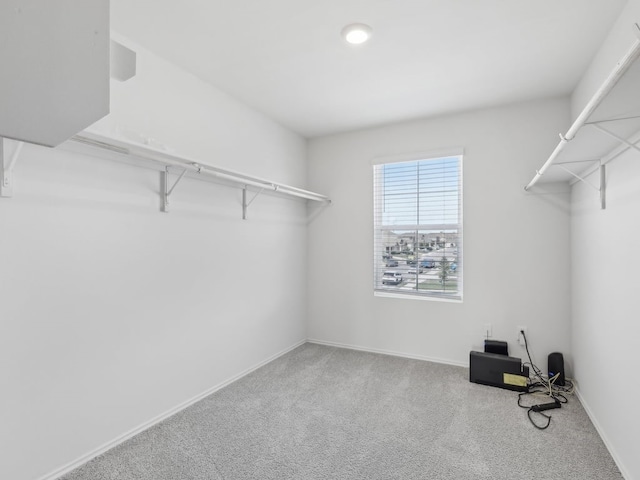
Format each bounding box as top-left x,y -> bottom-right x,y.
0,0 -> 109,147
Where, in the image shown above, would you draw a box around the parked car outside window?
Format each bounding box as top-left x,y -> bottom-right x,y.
382,271 -> 403,285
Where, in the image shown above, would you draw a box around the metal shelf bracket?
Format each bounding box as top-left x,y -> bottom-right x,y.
600,164 -> 606,210
556,162 -> 606,209
0,138 -> 24,198
242,186 -> 265,220
161,165 -> 191,212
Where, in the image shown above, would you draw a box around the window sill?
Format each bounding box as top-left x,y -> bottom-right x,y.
374,290 -> 462,303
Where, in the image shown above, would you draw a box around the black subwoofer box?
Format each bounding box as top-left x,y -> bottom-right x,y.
548,352 -> 565,386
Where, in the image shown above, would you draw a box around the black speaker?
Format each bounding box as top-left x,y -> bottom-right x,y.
548,352 -> 565,386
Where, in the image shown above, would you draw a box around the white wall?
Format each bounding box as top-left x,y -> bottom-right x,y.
572,151 -> 640,480
570,2 -> 640,478
571,0 -> 640,121
307,98 -> 572,368
0,36 -> 309,480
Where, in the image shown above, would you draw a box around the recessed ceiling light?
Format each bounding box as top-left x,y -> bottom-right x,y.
341,23 -> 373,45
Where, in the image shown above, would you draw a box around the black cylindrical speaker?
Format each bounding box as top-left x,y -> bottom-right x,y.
548,352 -> 565,386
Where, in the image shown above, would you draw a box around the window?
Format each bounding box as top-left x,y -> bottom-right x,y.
373,152 -> 463,301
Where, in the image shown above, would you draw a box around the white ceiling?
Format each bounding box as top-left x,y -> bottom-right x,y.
111,0 -> 627,138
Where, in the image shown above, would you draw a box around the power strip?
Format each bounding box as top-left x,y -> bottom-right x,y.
531,398 -> 561,412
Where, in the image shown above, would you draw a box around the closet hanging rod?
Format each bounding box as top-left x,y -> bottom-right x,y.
524,28 -> 640,191
70,131 -> 330,203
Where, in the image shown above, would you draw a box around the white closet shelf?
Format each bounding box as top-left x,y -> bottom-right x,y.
61,130 -> 330,217
525,24 -> 640,209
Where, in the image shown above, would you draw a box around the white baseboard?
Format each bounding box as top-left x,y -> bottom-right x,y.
307,338 -> 468,368
38,339 -> 307,480
575,387 -> 631,480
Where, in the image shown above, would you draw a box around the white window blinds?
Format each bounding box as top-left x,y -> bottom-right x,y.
373,154 -> 462,300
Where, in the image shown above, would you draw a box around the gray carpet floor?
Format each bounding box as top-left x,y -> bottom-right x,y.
61,343 -> 622,480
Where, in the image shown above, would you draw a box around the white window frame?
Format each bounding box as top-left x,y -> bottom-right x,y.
372,149 -> 463,302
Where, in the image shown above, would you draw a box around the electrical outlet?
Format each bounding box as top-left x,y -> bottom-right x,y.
517,326 -> 528,346
484,323 -> 492,339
